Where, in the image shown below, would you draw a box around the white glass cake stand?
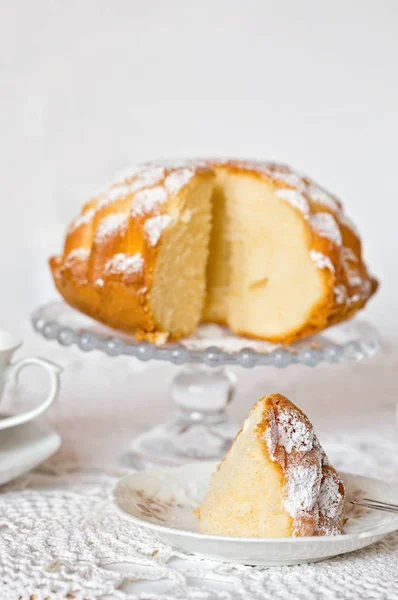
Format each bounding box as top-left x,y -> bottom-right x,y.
32,301 -> 380,468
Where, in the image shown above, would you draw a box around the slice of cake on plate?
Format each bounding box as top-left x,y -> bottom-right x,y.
197,393 -> 345,537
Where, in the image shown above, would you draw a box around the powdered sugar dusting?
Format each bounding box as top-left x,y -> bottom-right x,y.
343,259 -> 363,287
306,184 -> 340,213
95,213 -> 128,241
311,212 -> 342,246
304,180 -> 360,245
339,213 -> 360,237
316,518 -> 341,536
346,272 -> 362,287
361,279 -> 372,295
310,250 -> 335,272
63,158 -> 372,316
318,472 -> 343,520
262,396 -> 345,536
105,253 -> 144,276
217,158 -> 272,178
68,209 -> 95,233
64,247 -> 90,267
129,167 -> 165,193
144,215 -> 173,246
165,169 -> 195,195
343,245 -> 365,290
111,165 -> 144,183
97,167 -> 165,209
111,185 -> 134,201
334,284 -> 348,304
271,170 -> 304,189
96,186 -> 131,210
284,463 -> 321,518
342,247 -> 358,262
348,293 -> 360,304
276,188 -> 310,216
150,158 -> 207,170
131,186 -> 168,216
275,408 -> 314,454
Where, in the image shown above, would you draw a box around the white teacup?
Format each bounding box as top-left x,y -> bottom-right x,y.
0,328 -> 62,430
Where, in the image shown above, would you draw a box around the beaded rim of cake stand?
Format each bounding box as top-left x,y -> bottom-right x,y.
31,302 -> 380,369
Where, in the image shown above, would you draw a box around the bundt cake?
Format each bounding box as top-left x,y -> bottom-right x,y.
50,159 -> 378,343
197,393 -> 345,537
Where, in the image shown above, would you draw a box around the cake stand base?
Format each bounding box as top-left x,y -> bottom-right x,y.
122,412 -> 239,469
122,365 -> 239,468
32,302 -> 381,469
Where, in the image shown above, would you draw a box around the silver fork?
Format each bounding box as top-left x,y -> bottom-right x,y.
350,498 -> 398,514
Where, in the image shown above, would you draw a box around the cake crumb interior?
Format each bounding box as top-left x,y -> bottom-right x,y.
152,168 -> 324,340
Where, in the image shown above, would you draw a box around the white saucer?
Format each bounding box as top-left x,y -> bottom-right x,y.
0,416 -> 61,485
113,461 -> 398,566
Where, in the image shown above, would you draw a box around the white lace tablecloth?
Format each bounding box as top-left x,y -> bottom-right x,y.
1,327 -> 398,599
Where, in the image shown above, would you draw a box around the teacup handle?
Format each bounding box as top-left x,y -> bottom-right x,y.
0,357 -> 62,430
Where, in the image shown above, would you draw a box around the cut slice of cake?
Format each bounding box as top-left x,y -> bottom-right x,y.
197,393 -> 345,537
50,164 -> 215,340
50,158 -> 377,343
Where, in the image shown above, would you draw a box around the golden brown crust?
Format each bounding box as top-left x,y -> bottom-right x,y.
259,393 -> 345,536
50,158 -> 378,342
197,392 -> 344,536
195,398 -> 294,532
212,160 -> 377,343
256,398 -> 294,536
50,163 -> 213,337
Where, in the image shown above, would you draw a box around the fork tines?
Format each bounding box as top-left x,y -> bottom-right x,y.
350,498 -> 398,514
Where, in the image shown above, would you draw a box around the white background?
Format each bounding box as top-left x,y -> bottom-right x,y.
0,4 -> 397,596
0,0 -> 397,337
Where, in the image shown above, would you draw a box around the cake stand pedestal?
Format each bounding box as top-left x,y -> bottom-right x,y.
32,301 -> 380,468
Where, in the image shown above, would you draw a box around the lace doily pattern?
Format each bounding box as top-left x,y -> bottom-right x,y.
0,446 -> 398,600
2,332 -> 397,599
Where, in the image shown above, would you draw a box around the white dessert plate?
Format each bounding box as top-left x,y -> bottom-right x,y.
0,416 -> 61,485
113,461 -> 398,566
